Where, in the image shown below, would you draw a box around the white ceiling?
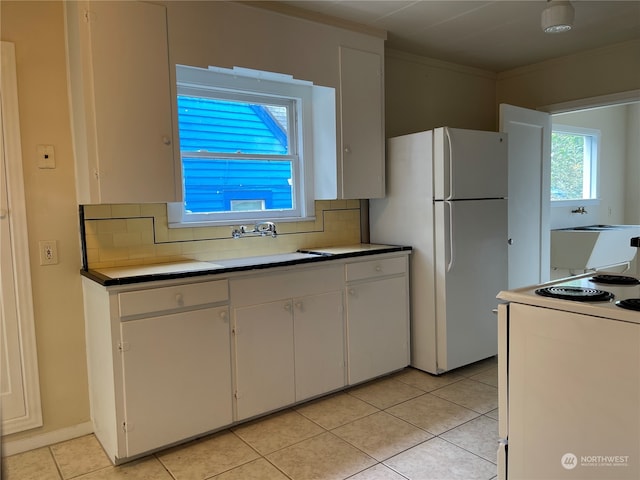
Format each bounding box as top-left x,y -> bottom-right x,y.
277,0 -> 640,72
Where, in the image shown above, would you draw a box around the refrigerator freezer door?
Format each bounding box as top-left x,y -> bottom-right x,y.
433,127 -> 507,200
434,198 -> 507,371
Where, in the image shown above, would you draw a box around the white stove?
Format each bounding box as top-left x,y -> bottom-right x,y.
498,271 -> 640,324
497,271 -> 640,480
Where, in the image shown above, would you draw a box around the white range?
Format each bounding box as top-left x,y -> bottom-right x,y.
497,272 -> 640,479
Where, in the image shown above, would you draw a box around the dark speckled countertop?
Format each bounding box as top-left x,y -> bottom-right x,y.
81,244 -> 412,286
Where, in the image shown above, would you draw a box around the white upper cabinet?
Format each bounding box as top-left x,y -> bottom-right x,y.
66,1 -> 386,204
66,1 -> 178,204
338,46 -> 385,199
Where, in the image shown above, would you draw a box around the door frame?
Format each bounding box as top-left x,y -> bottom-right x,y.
1,41 -> 42,435
539,89 -> 640,114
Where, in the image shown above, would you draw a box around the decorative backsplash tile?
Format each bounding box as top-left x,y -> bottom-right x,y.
81,200 -> 362,269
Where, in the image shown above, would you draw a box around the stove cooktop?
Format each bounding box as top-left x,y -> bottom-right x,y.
616,298 -> 640,311
535,286 -> 614,302
499,271 -> 640,322
589,274 -> 640,285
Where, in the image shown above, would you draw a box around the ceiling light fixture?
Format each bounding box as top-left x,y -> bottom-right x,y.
541,0 -> 574,33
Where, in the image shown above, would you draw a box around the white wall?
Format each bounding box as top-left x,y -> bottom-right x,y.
496,40 -> 640,109
385,49 -> 497,136
1,1 -> 90,445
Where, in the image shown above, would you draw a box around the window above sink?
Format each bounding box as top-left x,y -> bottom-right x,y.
168,64 -> 336,228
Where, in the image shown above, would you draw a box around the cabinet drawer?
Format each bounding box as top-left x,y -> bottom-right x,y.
230,266 -> 342,307
119,280 -> 228,318
345,256 -> 407,282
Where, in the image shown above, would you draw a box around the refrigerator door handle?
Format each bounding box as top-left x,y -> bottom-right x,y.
445,128 -> 454,200
445,200 -> 455,272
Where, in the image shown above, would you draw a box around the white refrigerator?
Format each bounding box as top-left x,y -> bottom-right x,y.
370,127 -> 508,374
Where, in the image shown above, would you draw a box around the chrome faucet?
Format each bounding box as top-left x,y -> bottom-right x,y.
571,206 -> 588,214
231,222 -> 277,238
254,221 -> 277,237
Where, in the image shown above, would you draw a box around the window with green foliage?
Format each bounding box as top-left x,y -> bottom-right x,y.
550,125 -> 599,202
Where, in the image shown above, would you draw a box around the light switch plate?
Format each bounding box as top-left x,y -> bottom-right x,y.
37,145 -> 55,169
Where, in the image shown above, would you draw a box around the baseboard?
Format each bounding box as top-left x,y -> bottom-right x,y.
1,421 -> 94,457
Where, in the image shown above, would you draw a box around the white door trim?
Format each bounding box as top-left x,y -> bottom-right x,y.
539,89 -> 640,114
1,41 -> 43,435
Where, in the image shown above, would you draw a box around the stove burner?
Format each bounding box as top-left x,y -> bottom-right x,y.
535,286 -> 614,302
590,274 -> 640,285
616,298 -> 640,311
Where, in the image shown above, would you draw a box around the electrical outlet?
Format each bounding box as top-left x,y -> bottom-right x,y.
39,240 -> 58,265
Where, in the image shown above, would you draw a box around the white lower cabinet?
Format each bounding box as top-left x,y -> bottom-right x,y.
345,256 -> 410,384
234,300 -> 295,420
120,306 -> 232,457
293,291 -> 345,401
231,266 -> 345,420
82,251 -> 409,464
82,277 -> 231,463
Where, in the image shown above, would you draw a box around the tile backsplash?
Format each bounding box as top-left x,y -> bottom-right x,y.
81,200 -> 362,269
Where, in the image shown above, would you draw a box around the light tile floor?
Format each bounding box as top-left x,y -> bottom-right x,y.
2,358 -> 498,480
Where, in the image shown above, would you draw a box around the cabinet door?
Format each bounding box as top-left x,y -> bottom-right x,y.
234,300 -> 295,420
294,291 -> 345,401
346,276 -> 409,384
339,46 -> 384,199
120,306 -> 232,458
85,0 -> 176,203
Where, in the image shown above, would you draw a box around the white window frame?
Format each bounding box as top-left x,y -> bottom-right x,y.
169,65 -> 320,227
550,124 -> 601,206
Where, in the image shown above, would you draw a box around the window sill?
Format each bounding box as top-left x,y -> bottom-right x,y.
167,215 -> 317,229
551,198 -> 600,208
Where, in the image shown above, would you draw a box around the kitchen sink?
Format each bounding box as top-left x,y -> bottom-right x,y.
208,251 -> 326,269
551,224 -> 640,270
562,224 -> 640,231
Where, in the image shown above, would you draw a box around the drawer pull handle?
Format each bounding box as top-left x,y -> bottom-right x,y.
175,293 -> 184,307
375,265 -> 382,272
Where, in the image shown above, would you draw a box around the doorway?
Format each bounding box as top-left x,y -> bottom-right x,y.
543,91 -> 640,278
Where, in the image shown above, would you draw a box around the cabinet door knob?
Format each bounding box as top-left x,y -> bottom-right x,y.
175,293 -> 184,307
348,288 -> 356,296
162,135 -> 172,146
295,301 -> 303,310
284,302 -> 292,312
375,265 -> 382,272
344,145 -> 351,154
219,310 -> 228,320
0,208 -> 7,219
